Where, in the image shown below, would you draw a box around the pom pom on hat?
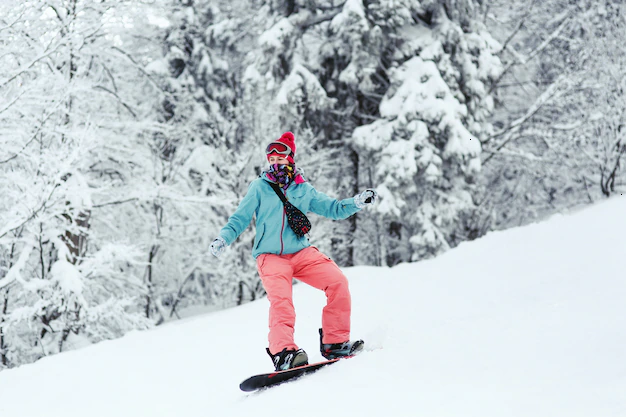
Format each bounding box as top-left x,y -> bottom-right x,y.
278,132 -> 296,155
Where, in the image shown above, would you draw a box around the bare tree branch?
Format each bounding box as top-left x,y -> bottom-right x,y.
92,198 -> 139,208
93,85 -> 138,118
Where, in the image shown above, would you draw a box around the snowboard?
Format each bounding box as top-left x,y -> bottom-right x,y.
240,358 -> 341,392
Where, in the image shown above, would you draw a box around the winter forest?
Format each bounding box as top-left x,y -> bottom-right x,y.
0,0 -> 623,369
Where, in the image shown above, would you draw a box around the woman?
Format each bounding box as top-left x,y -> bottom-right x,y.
209,132 -> 377,371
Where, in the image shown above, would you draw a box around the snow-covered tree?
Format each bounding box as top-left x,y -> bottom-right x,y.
154,1 -> 267,308
0,0 -> 184,366
334,1 -> 502,264
483,0 -> 626,228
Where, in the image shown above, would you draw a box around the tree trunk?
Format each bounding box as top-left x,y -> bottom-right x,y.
145,245 -> 159,318
0,289 -> 9,367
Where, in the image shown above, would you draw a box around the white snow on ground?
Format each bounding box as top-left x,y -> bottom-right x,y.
1,197 -> 625,417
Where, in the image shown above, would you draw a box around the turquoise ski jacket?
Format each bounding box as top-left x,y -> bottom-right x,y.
219,172 -> 361,259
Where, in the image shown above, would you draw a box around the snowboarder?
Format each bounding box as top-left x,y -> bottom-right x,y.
209,131 -> 377,371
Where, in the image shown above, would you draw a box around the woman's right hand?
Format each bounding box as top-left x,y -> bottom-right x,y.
209,236 -> 226,258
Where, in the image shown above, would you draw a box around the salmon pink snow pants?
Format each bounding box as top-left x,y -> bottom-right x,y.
256,246 -> 351,355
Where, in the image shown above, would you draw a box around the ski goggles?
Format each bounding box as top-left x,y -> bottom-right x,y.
266,142 -> 293,156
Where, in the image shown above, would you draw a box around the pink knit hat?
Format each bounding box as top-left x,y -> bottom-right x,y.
266,132 -> 296,164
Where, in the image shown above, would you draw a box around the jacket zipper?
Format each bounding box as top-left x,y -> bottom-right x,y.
279,188 -> 286,255
279,209 -> 285,255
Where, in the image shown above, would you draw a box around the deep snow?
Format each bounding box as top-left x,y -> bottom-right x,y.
0,196 -> 625,417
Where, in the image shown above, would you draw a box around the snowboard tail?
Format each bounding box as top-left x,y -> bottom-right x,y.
240,358 -> 340,392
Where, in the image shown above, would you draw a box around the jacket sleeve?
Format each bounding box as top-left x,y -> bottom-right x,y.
308,185 -> 360,220
219,181 -> 260,245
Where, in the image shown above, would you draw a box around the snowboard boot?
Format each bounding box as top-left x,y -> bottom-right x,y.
319,328 -> 364,360
266,347 -> 309,371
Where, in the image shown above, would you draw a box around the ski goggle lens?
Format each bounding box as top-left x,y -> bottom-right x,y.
266,142 -> 292,156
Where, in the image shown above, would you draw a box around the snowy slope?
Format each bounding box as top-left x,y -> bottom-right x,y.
1,197 -> 625,417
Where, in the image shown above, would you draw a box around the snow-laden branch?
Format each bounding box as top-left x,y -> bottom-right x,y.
0,10 -> 25,33
496,0 -> 538,56
484,76 -> 567,143
550,121 -> 585,131
483,75 -> 569,165
301,10 -> 343,30
0,183 -> 60,240
316,1 -> 347,12
110,46 -> 165,94
0,101 -> 63,164
482,147 -> 543,162
0,42 -> 64,89
91,191 -> 224,209
93,85 -> 137,118
168,257 -> 209,319
0,244 -> 33,291
491,11 -> 571,94
0,90 -> 25,116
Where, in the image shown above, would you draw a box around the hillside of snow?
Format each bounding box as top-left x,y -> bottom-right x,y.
0,196 -> 625,417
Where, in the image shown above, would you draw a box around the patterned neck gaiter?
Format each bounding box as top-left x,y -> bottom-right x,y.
267,163 -> 296,189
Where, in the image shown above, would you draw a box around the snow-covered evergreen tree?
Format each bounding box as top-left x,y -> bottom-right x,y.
238,0 -> 502,264
158,1 -> 263,307
347,1 -> 502,263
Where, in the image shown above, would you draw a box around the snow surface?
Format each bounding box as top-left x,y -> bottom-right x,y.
1,197 -> 625,417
